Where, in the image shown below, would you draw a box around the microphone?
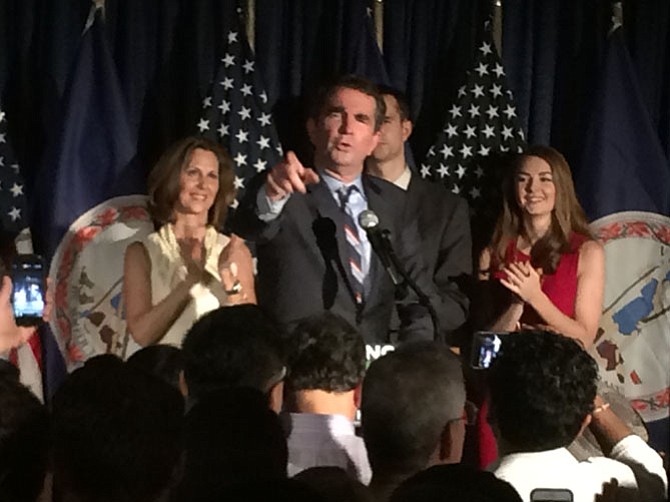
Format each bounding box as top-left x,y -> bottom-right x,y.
358,209 -> 404,290
359,209 -> 441,342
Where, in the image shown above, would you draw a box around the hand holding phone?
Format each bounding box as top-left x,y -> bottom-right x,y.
0,276 -> 36,351
470,331 -> 506,370
10,254 -> 46,327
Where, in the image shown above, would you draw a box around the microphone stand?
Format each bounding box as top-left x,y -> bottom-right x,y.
379,230 -> 442,344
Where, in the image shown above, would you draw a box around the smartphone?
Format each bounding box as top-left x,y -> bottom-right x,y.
11,254 -> 46,326
470,331 -> 506,369
530,488 -> 573,501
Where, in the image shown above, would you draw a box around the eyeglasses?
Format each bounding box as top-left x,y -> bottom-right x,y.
264,366 -> 287,393
449,400 -> 479,427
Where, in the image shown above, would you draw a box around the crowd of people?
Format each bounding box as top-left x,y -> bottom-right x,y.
0,75 -> 667,501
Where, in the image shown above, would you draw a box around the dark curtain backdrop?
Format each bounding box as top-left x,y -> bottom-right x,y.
503,0 -> 670,176
1,0 -> 669,219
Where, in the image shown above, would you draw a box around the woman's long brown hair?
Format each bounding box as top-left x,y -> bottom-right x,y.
489,145 -> 592,274
147,136 -> 236,229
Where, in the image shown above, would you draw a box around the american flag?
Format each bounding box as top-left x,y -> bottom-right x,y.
0,105 -> 44,401
0,108 -> 29,234
420,22 -> 526,213
197,14 -> 282,210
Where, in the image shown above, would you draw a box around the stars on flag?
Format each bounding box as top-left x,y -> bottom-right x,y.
421,26 -> 526,203
0,106 -> 30,231
198,24 -> 282,209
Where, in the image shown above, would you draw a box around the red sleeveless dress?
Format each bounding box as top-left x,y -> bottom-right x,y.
475,233 -> 589,468
493,232 -> 588,321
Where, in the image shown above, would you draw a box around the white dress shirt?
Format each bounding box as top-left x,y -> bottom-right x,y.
283,412 -> 372,484
491,435 -> 668,502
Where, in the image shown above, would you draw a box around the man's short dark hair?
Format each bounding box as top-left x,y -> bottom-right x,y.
286,312 -> 365,392
52,355 -> 183,502
0,380 -> 49,502
181,305 -> 285,399
179,387 -> 288,500
294,466 -> 373,502
488,330 -> 598,452
307,74 -> 386,131
361,342 -> 465,476
390,464 -> 522,502
126,344 -> 184,391
377,85 -> 411,122
222,478 -> 323,502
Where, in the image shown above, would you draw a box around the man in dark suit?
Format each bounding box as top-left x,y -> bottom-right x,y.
232,75 -> 438,345
366,86 -> 471,343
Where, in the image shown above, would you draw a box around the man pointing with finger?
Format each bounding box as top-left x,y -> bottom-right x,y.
232,75 -> 439,344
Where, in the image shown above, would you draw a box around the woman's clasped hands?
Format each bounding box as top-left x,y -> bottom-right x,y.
499,261 -> 543,305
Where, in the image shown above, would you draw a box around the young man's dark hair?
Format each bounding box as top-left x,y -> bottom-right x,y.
390,464 -> 522,502
51,354 -> 184,502
362,342 -> 466,500
181,305 -> 286,407
488,330 -> 598,452
376,84 -> 411,122
178,387 -> 288,502
126,344 -> 184,391
0,379 -> 49,502
286,311 -> 366,392
223,478 -> 324,502
307,74 -> 386,130
282,312 -> 370,482
294,466 -> 374,502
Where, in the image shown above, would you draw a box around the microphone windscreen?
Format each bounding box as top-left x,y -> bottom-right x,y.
358,209 -> 379,230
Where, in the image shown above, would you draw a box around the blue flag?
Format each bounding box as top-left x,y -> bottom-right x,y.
347,1 -> 390,86
576,29 -> 670,220
34,9 -> 143,259
578,27 -> 670,459
32,8 -> 145,398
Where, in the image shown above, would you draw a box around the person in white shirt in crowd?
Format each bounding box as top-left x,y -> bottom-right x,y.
282,312 -> 371,483
488,330 -> 668,502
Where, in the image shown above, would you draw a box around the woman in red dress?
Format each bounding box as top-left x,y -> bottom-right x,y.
472,145 -> 605,468
479,145 -> 604,349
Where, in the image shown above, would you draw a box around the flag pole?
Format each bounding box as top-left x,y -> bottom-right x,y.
83,0 -> 105,34
492,0 -> 503,56
374,0 -> 384,52
245,0 -> 256,52
610,1 -> 623,34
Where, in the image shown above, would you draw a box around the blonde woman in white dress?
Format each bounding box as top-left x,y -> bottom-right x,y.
123,136 -> 255,347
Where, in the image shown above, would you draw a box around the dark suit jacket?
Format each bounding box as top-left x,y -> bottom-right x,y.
405,175 -> 472,341
232,174 -> 438,344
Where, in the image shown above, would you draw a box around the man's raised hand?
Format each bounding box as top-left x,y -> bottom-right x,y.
265,151 -> 319,201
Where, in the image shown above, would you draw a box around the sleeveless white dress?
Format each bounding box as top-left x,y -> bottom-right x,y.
140,224 -> 230,347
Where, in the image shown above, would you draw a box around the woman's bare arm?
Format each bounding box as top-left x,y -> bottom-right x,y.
502,240 -> 605,348
123,242 -> 198,347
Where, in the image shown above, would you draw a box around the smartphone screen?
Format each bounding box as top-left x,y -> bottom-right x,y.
530,488 -> 574,501
11,255 -> 46,326
470,331 -> 505,369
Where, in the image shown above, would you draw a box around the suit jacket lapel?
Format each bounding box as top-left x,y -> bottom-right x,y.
362,175 -> 389,307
